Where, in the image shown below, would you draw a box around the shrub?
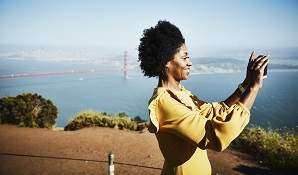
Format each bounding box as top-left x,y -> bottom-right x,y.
64,110 -> 149,131
234,126 -> 298,171
133,116 -> 146,123
133,116 -> 149,130
0,93 -> 58,129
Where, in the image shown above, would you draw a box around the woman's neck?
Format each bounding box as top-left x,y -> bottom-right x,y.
158,77 -> 181,91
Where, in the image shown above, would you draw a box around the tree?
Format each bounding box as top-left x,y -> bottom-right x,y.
0,93 -> 58,129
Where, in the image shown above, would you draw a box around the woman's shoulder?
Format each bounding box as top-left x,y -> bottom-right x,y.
149,86 -> 199,110
149,87 -> 189,101
148,87 -> 168,104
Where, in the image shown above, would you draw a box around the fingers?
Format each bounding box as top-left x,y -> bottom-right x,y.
260,57 -> 269,69
247,51 -> 269,72
253,54 -> 269,69
256,55 -> 269,81
249,51 -> 255,62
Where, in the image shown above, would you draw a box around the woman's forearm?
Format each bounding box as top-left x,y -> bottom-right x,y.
224,88 -> 242,107
224,80 -> 249,107
239,86 -> 259,110
224,81 -> 259,110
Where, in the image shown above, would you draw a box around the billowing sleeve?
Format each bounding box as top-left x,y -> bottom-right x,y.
150,90 -> 250,152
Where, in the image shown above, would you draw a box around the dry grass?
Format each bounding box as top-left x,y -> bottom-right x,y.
234,125 -> 298,171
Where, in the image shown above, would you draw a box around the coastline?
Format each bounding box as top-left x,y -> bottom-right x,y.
0,124 -> 282,175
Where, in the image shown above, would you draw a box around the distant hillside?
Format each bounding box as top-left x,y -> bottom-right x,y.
1,45 -> 297,74
189,56 -> 298,74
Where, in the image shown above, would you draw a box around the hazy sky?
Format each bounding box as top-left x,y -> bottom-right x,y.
0,0 -> 297,56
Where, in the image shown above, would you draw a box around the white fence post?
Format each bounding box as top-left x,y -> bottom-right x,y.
108,152 -> 115,175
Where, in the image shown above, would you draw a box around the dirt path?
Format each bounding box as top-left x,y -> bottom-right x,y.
0,125 -> 281,175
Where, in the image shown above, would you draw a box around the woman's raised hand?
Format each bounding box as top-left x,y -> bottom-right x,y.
246,51 -> 269,91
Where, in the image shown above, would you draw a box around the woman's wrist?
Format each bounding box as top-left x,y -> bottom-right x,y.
239,86 -> 259,110
238,84 -> 245,94
241,79 -> 249,89
237,79 -> 248,94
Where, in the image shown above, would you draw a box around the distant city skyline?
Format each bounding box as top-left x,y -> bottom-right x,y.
0,0 -> 297,57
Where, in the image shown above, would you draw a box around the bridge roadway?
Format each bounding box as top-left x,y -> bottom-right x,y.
0,68 -> 139,79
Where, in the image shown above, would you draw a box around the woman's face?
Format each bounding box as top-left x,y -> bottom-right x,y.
167,44 -> 192,81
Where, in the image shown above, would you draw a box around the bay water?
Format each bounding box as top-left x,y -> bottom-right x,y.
0,59 -> 297,129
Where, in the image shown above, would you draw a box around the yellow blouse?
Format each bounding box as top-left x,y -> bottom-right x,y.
148,86 -> 250,175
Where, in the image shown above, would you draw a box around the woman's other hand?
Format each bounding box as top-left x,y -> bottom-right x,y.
247,51 -> 269,91
224,51 -> 269,109
239,51 -> 269,110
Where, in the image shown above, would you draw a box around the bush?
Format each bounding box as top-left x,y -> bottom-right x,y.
64,110 -> 149,131
133,116 -> 149,130
0,93 -> 58,129
234,126 -> 298,171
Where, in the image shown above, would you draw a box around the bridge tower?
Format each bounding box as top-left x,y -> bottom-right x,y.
124,51 -> 128,79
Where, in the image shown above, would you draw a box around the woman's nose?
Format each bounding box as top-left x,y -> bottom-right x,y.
187,59 -> 192,66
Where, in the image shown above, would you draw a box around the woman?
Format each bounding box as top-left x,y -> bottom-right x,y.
138,20 -> 269,175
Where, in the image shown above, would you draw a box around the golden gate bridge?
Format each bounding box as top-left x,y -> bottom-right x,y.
0,51 -> 137,79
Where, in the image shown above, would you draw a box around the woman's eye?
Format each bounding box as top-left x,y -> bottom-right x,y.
182,57 -> 189,60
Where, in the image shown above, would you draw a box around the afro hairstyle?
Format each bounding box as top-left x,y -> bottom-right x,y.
138,20 -> 185,78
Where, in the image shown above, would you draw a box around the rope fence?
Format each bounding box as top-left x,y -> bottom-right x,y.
0,152 -> 162,174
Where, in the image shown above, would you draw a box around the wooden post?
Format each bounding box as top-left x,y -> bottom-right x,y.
108,152 -> 115,175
